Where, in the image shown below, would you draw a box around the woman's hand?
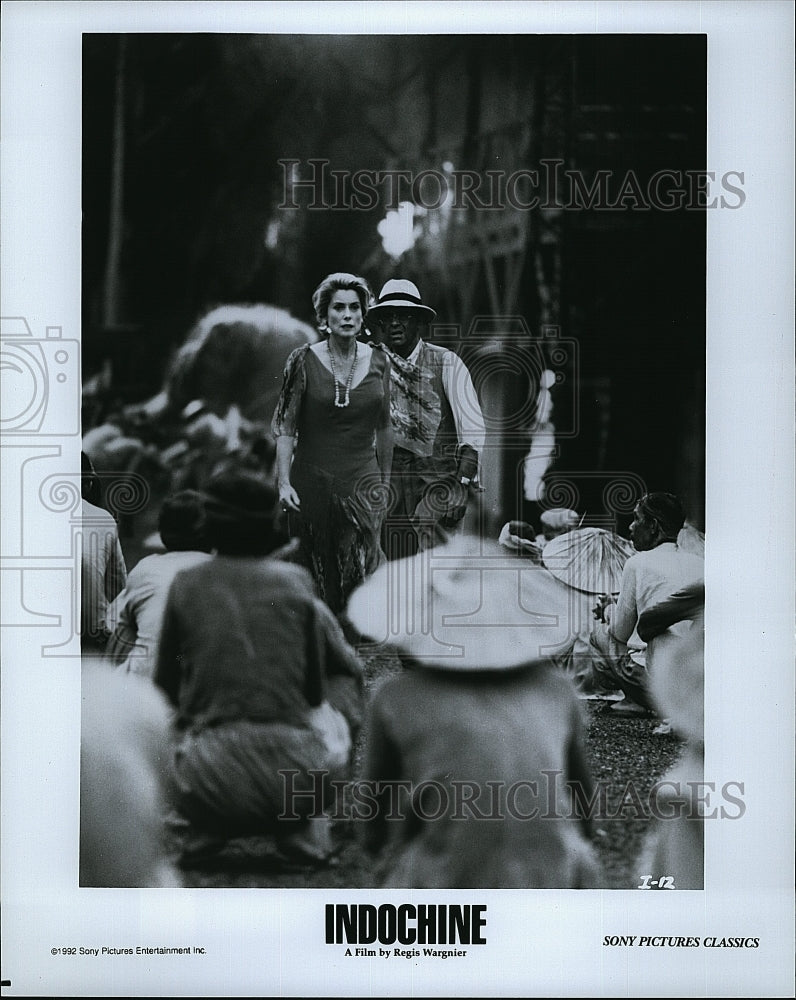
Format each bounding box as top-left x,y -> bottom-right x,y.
278,482 -> 301,513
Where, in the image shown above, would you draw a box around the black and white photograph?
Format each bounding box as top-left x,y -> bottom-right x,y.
1,1 -> 793,996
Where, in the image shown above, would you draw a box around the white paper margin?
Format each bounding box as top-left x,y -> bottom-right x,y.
1,2 -> 794,996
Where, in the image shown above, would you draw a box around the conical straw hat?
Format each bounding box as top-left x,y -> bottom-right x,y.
347,535 -> 579,670
542,526 -> 635,595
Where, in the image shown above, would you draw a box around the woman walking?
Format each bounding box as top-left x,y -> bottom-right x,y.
272,273 -> 393,613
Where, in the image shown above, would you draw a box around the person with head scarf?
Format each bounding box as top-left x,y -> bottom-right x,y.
497,519 -> 544,562
497,508 -> 582,561
589,492 -> 704,717
153,470 -> 365,869
367,278 -> 486,560
538,507 -> 582,544
272,273 -> 393,614
346,536 -> 602,888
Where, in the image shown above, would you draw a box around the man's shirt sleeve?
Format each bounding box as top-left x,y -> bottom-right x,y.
608,558 -> 640,644
441,350 -> 486,454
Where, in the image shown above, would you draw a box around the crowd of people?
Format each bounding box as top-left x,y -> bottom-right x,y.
80,272 -> 705,889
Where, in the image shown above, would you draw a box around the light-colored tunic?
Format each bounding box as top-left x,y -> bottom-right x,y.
106,549 -> 212,677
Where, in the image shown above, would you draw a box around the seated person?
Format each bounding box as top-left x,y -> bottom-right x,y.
80,451 -> 127,654
347,535 -> 603,889
537,507 -> 581,545
80,661 -> 182,887
153,470 -> 365,869
590,493 -> 704,716
497,519 -> 543,562
498,507 -> 582,555
636,582 -> 705,888
637,580 -> 705,739
106,490 -> 211,677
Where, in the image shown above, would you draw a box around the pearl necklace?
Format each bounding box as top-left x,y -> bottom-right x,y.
328,342 -> 358,408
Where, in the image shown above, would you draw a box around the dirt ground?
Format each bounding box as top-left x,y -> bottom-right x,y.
111,502 -> 686,891
176,649 -> 685,891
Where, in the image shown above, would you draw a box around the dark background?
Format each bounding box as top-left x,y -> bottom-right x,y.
82,33 -> 706,532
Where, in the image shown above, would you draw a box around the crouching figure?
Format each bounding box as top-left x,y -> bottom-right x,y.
154,470 -> 364,869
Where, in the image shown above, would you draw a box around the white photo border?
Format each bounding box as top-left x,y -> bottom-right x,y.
1,2 -> 794,996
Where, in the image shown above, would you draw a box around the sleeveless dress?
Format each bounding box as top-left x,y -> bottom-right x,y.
272,344 -> 391,613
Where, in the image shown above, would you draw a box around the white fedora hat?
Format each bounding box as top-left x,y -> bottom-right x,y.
346,535 -> 578,670
367,278 -> 437,319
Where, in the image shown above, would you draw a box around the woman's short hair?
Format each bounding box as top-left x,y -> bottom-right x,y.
158,490 -> 209,552
636,492 -> 686,539
202,470 -> 279,556
311,273 -> 373,330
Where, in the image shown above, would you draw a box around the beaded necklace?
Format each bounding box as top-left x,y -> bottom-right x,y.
328,341 -> 358,408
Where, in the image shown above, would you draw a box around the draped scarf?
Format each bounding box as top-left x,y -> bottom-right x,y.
379,344 -> 442,457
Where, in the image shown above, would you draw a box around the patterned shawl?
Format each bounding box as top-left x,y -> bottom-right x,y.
379,344 -> 442,457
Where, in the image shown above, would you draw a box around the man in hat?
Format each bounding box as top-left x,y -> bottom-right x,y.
368,278 -> 486,559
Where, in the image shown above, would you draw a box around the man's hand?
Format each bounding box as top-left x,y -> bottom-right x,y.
415,477 -> 470,534
592,593 -> 616,623
456,444 -> 479,483
440,476 -> 469,527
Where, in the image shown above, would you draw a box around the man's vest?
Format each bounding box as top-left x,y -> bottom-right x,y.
420,342 -> 460,471
391,341 -> 460,480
